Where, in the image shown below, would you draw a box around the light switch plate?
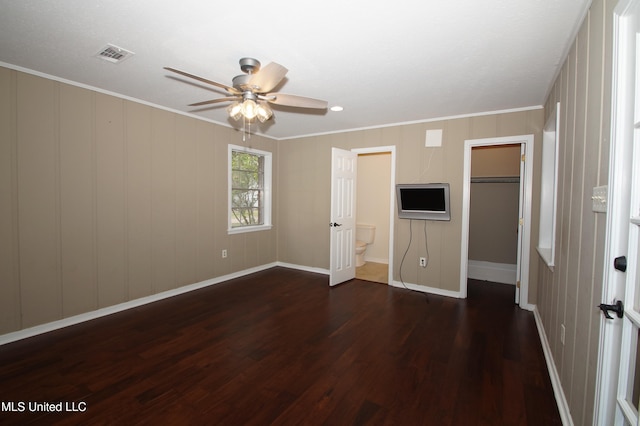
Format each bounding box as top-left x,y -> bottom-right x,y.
592,185 -> 607,213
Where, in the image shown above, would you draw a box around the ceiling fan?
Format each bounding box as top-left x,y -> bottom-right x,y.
164,57 -> 328,123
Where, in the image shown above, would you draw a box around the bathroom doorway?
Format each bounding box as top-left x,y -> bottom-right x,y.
353,147 -> 395,284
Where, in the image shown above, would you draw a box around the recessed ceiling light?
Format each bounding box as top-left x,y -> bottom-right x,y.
330,106 -> 343,112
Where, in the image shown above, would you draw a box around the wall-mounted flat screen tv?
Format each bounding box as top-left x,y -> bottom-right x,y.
396,183 -> 451,221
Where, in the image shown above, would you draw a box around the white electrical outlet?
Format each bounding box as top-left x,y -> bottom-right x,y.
222,249 -> 228,258
419,257 -> 427,267
560,324 -> 565,345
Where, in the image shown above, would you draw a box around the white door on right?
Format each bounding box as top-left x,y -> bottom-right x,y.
610,1 -> 640,424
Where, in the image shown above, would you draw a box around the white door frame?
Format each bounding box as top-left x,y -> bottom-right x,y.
460,135 -> 534,309
352,146 -> 397,286
593,0 -> 638,422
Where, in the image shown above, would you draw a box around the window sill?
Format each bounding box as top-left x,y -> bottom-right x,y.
228,224 -> 273,235
536,246 -> 555,272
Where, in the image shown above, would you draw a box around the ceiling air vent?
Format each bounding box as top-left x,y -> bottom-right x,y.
94,44 -> 134,63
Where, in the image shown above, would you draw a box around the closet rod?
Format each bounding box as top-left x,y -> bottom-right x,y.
470,176 -> 520,183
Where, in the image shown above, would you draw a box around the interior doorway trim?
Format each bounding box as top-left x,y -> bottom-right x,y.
352,146 -> 396,286
460,134 -> 534,309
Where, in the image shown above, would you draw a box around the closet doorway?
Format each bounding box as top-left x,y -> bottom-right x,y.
460,135 -> 534,309
468,144 -> 521,295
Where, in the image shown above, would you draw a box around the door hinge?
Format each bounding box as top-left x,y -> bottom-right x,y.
516,280 -> 520,288
519,217 -> 524,226
521,154 -> 526,162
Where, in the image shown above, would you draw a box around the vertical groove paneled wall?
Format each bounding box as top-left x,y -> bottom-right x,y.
0,67 -> 278,334
536,0 -> 614,424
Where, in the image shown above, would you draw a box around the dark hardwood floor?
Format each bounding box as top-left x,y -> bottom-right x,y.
0,268 -> 561,425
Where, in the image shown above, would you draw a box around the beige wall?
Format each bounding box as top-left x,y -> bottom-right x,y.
471,144 -> 521,177
0,68 -> 278,334
356,152 -> 391,263
277,111 -> 543,293
469,182 -> 519,264
536,0 -> 614,424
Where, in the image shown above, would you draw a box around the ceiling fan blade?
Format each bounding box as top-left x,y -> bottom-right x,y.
266,93 -> 328,109
248,62 -> 288,93
164,67 -> 240,94
188,96 -> 240,107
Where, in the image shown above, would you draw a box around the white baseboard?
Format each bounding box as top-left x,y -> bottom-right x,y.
532,306 -> 574,425
280,262 -> 461,300
363,256 -> 389,265
275,262 -> 329,275
0,262 -> 278,346
521,303 -> 536,312
278,263 -> 462,301
389,280 -> 462,298
468,260 -> 517,285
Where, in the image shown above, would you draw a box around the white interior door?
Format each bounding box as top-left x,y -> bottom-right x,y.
617,220 -> 640,422
598,1 -> 640,424
615,4 -> 640,423
329,148 -> 357,286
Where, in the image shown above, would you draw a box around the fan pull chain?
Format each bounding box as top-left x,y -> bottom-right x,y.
241,115 -> 252,143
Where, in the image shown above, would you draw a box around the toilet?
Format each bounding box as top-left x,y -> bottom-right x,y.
355,224 -> 376,267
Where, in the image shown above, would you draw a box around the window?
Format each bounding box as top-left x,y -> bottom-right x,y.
228,144 -> 272,234
537,102 -> 560,268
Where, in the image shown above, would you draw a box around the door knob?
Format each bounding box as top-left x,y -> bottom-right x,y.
598,300 -> 624,319
329,222 -> 342,227
614,256 -> 627,272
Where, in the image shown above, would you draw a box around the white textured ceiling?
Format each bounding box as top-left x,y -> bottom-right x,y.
0,0 -> 590,139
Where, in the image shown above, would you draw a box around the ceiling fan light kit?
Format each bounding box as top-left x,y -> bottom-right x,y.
255,102 -> 273,123
164,57 -> 327,135
227,102 -> 243,120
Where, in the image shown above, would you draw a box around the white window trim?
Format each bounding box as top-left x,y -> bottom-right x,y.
228,144 -> 273,234
536,102 -> 560,269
